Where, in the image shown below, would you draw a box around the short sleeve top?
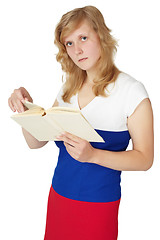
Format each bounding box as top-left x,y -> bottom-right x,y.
52,72 -> 149,203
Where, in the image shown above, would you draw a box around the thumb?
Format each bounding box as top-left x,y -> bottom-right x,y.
20,87 -> 33,102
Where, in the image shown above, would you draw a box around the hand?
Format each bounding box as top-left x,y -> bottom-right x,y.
8,87 -> 33,113
56,131 -> 96,163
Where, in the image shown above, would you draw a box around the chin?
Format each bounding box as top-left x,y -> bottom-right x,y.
77,64 -> 93,71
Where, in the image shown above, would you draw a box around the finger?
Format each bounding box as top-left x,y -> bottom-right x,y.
12,98 -> 25,113
62,131 -> 81,143
64,142 -> 78,158
8,98 -> 16,112
13,89 -> 25,102
64,141 -> 74,148
57,135 -> 77,147
20,87 -> 33,102
13,88 -> 31,105
64,141 -> 75,147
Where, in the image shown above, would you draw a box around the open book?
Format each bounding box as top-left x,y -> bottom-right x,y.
11,101 -> 105,142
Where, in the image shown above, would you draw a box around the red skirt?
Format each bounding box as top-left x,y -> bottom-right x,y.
44,185 -> 120,240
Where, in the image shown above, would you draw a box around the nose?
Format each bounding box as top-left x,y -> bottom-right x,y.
74,43 -> 83,55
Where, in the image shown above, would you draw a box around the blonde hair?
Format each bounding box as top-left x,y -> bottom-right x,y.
54,5 -> 121,103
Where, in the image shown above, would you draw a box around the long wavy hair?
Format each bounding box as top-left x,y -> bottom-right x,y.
54,5 -> 121,103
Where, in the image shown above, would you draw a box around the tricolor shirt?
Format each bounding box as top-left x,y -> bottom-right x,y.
52,72 -> 149,203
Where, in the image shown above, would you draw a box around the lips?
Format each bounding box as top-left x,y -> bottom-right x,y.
78,57 -> 88,62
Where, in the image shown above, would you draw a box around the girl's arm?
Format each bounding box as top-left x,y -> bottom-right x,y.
90,98 -> 154,171
22,128 -> 48,149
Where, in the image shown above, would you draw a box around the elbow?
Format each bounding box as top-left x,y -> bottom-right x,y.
28,144 -> 37,149
143,157 -> 154,171
137,149 -> 154,171
27,141 -> 48,149
28,144 -> 42,149
27,142 -> 40,149
144,163 -> 153,171
29,146 -> 36,149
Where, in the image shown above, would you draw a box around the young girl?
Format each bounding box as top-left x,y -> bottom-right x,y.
8,6 -> 154,240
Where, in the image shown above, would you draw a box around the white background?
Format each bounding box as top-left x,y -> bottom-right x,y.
1,0 -> 160,239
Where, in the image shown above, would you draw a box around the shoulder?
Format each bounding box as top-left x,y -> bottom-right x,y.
116,72 -> 145,90
115,72 -> 148,101
105,71 -> 147,96
116,72 -> 149,117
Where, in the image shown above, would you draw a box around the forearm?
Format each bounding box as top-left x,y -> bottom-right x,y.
90,148 -> 153,171
22,128 -> 48,149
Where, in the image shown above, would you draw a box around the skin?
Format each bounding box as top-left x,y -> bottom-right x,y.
56,20 -> 154,171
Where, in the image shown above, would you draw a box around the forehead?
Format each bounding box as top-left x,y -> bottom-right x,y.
63,20 -> 95,41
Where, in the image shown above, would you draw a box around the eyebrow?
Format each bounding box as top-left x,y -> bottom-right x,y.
64,33 -> 88,44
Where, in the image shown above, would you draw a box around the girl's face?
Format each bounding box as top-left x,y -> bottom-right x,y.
63,20 -> 101,74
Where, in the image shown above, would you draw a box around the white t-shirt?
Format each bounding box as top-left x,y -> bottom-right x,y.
56,72 -> 149,132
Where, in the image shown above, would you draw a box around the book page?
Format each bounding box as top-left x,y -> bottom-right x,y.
11,113 -> 63,141
46,111 -> 105,142
46,106 -> 80,113
23,100 -> 44,111
12,108 -> 44,116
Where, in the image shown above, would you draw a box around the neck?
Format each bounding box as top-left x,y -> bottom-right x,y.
85,72 -> 96,85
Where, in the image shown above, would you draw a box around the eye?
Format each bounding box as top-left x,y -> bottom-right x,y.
66,42 -> 72,47
81,36 -> 87,41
